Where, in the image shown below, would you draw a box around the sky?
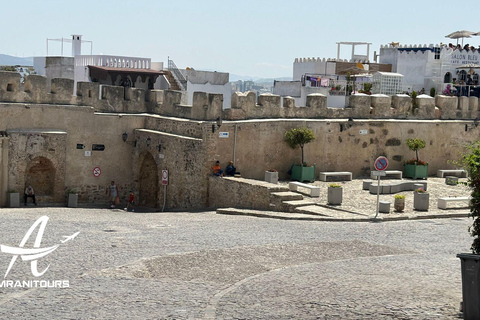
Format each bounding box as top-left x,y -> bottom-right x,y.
1,0 -> 480,79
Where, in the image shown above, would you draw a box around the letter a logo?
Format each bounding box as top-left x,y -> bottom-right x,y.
1,216 -> 58,278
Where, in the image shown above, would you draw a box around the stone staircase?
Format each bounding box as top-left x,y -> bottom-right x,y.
269,190 -> 327,215
164,71 -> 182,91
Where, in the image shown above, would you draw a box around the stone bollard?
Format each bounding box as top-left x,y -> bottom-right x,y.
379,201 -> 391,213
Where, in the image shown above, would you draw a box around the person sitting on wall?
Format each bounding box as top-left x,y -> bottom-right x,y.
24,185 -> 37,206
225,161 -> 240,176
213,161 -> 224,177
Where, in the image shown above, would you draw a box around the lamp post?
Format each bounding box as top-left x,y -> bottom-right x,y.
212,117 -> 223,133
122,132 -> 137,147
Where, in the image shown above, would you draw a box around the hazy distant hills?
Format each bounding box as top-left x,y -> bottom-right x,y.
0,54 -> 33,66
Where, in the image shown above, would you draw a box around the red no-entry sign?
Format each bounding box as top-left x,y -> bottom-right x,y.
374,156 -> 388,171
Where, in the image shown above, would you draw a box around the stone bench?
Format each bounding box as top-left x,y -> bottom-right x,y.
366,181 -> 427,195
437,197 -> 471,209
437,169 -> 467,178
288,182 -> 320,197
319,172 -> 352,182
370,170 -> 402,179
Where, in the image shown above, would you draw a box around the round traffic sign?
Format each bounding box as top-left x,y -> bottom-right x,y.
374,156 -> 388,171
93,166 -> 101,177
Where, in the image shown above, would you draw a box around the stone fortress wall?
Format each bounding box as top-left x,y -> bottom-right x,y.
1,71 -> 479,122
1,71 -> 480,210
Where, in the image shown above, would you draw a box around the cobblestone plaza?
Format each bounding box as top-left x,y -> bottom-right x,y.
0,203 -> 471,319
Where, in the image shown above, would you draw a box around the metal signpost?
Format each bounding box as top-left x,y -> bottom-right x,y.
162,170 -> 168,212
373,156 -> 388,219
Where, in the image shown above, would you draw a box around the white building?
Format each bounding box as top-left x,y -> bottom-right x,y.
34,35 -> 168,93
34,35 -> 232,107
181,69 -> 231,109
378,43 -> 480,93
274,42 -> 391,107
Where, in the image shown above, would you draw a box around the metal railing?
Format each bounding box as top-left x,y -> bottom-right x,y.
167,58 -> 187,91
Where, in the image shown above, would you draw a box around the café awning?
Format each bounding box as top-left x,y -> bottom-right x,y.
87,65 -> 165,85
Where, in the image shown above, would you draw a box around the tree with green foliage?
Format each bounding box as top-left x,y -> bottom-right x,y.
285,127 -> 316,165
406,138 -> 426,162
453,142 -> 480,253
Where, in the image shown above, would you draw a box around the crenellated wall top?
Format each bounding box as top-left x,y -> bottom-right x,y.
0,71 -> 479,122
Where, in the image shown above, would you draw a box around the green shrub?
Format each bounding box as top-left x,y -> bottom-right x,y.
453,142 -> 480,253
285,127 -> 316,165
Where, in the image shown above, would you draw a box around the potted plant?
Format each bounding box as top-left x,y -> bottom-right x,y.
359,82 -> 373,95
454,142 -> 480,319
327,183 -> 342,205
6,189 -> 19,208
413,187 -> 429,211
394,194 -> 405,212
67,190 -> 78,208
404,138 -> 428,179
265,169 -> 278,184
285,127 -> 316,182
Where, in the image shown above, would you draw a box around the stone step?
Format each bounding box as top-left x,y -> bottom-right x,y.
282,199 -> 317,212
294,205 -> 330,216
271,191 -> 304,201
216,207 -> 328,221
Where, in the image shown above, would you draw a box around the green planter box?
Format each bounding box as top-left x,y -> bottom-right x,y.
404,163 -> 428,179
290,164 -> 316,182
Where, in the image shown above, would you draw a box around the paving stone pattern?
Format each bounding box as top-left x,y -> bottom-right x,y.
0,207 -> 472,319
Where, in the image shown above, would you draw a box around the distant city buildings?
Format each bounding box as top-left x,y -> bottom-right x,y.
231,79 -> 273,96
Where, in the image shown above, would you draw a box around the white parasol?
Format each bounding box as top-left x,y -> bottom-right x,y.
445,30 -> 476,46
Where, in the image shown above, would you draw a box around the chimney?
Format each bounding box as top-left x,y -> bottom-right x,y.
72,34 -> 82,56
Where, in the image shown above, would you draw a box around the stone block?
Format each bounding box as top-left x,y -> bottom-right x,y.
283,96 -> 295,108
348,94 -> 371,117
370,94 -> 392,118
435,95 -> 457,119
392,94 -> 411,118
416,95 -> 435,119
468,96 -> 478,112
0,71 -> 22,102
125,88 -> 146,113
24,75 -> 47,103
458,96 -> 469,112
50,78 -> 74,103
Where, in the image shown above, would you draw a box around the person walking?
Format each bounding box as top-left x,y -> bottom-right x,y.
108,181 -> 119,208
124,191 -> 135,212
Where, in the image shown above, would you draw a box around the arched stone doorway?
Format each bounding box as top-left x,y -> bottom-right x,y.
25,156 -> 55,196
139,152 -> 158,207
